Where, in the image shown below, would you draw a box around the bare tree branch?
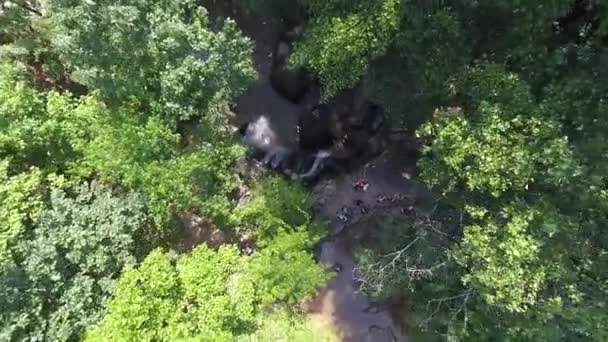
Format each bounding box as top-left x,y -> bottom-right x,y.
422,289 -> 473,327
12,1 -> 42,16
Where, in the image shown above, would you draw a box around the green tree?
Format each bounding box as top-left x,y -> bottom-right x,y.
235,177 -> 314,243
0,1 -> 36,44
365,5 -> 471,130
0,61 -> 112,177
0,182 -> 146,341
238,308 -> 338,342
247,231 -> 331,304
409,64 -> 607,340
0,161 -> 41,268
233,178 -> 330,305
0,1 -> 337,341
2,0 -> 256,126
1,54 -> 248,231
72,107 -> 245,228
46,0 -> 256,124
291,0 -> 400,98
87,238 -> 331,341
85,245 -> 256,341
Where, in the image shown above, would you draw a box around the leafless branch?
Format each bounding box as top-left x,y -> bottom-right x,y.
378,236 -> 421,274
422,289 -> 473,327
13,1 -> 42,16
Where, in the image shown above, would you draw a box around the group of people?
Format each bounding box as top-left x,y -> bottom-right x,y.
238,102 -> 386,184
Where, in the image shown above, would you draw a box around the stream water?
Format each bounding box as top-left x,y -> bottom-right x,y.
204,4 -> 412,340
305,155 -> 428,342
235,71 -> 411,341
309,238 -> 407,342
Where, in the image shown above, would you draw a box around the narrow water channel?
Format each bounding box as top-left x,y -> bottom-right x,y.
203,4 -> 411,340
309,237 -> 407,342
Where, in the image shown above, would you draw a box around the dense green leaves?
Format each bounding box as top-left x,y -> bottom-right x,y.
85,246 -> 255,341
1,182 -> 146,341
418,66 -> 575,198
292,0 -> 400,98
354,42 -> 608,338
0,61 -> 245,231
238,308 -> 338,342
46,0 -> 256,123
235,177 -> 313,242
82,176 -> 330,340
0,1 -> 335,341
420,109 -> 563,197
454,205 -> 547,313
0,62 -> 81,172
364,5 -> 471,130
86,241 -> 330,341
0,161 -> 41,268
73,108 -> 245,228
247,231 -> 331,304
412,61 -> 607,340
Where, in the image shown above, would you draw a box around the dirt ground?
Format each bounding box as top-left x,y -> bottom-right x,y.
200,3 -> 434,341
306,147 -> 436,342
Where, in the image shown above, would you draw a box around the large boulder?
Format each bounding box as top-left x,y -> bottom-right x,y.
348,103 -> 386,133
297,104 -> 336,151
270,66 -> 313,104
269,41 -> 315,103
238,101 -> 389,185
269,25 -> 316,104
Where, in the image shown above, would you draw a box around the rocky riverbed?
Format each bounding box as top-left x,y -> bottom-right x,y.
204,3 -> 427,340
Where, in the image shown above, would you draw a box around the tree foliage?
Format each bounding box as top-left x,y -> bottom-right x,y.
366,4 -> 470,130
291,0 -> 400,98
86,240 -> 330,341
1,182 -> 146,341
0,60 -> 246,231
0,1 -> 331,340
73,108 -> 245,228
411,64 -> 607,340
354,49 -> 608,339
85,245 -> 255,341
419,65 -> 575,198
235,177 -> 314,242
238,308 -> 338,342
247,231 -> 331,304
13,0 -> 257,125
0,161 -> 41,268
0,61 -> 92,173
292,0 -> 594,130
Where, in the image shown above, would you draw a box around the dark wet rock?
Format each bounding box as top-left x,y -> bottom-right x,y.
270,39 -> 316,103
234,157 -> 268,179
282,24 -> 304,43
270,63 -> 314,104
364,104 -> 386,134
360,205 -> 370,215
354,199 -> 371,215
297,104 -> 335,151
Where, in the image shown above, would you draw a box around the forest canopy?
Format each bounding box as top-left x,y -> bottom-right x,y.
1,0 -> 608,341
0,1 -> 332,340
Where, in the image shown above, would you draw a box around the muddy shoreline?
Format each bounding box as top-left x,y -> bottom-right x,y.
306,150 -> 432,342
203,3 -> 420,340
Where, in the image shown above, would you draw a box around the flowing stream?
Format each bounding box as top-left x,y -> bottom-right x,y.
205,3 -> 412,340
